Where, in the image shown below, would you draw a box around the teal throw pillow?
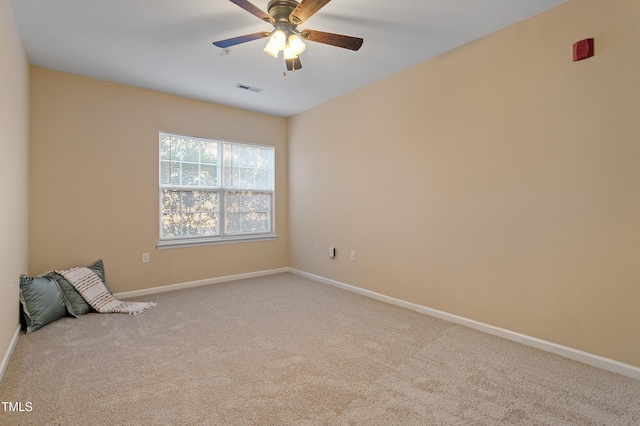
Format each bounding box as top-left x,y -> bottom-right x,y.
52,259 -> 113,317
19,274 -> 68,334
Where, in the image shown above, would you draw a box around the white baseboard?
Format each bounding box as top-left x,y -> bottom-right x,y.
289,268 -> 640,380
113,267 -> 290,299
0,325 -> 21,383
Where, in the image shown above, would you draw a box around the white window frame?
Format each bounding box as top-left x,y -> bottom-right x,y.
157,132 -> 276,249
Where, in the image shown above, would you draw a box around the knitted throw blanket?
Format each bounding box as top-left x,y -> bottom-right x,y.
55,267 -> 156,315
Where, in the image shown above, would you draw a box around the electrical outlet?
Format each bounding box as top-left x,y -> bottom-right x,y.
142,253 -> 149,263
350,250 -> 356,261
314,244 -> 318,254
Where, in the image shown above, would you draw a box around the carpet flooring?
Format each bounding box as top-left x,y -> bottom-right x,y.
1,272 -> 638,425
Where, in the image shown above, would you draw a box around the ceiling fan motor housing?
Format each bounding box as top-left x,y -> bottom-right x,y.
267,0 -> 300,24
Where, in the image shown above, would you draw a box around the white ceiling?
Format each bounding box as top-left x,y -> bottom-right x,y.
10,0 -> 568,117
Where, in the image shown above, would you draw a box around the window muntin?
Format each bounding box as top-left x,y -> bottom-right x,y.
159,132 -> 275,246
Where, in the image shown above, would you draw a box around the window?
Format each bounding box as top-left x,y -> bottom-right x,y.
158,132 -> 275,248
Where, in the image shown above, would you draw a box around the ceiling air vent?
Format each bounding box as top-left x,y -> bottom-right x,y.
236,83 -> 263,93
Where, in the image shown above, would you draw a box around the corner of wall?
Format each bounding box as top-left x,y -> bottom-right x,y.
0,0 -> 30,377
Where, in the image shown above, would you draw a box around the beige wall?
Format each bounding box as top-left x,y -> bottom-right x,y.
29,67 -> 289,293
0,0 -> 29,369
288,0 -> 640,367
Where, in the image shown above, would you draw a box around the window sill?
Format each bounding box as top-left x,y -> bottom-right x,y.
157,234 -> 278,249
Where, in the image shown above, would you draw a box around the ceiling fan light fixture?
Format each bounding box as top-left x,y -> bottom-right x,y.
263,42 -> 280,58
288,33 -> 306,55
269,29 -> 287,50
282,45 -> 297,60
264,29 -> 288,59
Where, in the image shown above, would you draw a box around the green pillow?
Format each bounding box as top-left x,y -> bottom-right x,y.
87,259 -> 113,294
53,273 -> 91,317
52,259 -> 113,317
19,274 -> 68,334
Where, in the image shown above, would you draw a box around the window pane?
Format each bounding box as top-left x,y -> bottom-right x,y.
201,164 -> 217,186
181,163 -> 199,186
224,191 -> 271,234
255,212 -> 269,231
182,213 -> 200,236
256,147 -> 274,170
201,191 -> 217,212
254,169 -> 270,189
162,190 -> 180,212
239,167 -> 254,187
160,134 -> 219,188
226,213 -> 242,234
171,136 -> 184,161
243,192 -> 270,212
181,191 -> 200,212
160,134 -> 172,161
161,189 -> 219,238
225,192 -> 242,213
240,213 -> 254,233
201,140 -> 218,164
242,212 -> 269,232
160,161 -> 172,185
162,213 -> 181,238
225,166 -> 255,188
183,138 -> 199,162
223,143 -> 274,189
201,212 -> 218,235
224,191 -> 271,213
170,162 -> 180,185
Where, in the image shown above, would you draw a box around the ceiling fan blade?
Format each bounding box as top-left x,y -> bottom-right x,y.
285,57 -> 302,71
229,0 -> 271,22
213,32 -> 270,48
290,0 -> 331,25
301,29 -> 363,51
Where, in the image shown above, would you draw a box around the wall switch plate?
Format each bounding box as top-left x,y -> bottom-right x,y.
314,245 -> 318,254
350,250 -> 356,261
329,247 -> 336,259
142,253 -> 149,263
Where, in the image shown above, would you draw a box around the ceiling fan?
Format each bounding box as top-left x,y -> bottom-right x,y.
213,0 -> 364,71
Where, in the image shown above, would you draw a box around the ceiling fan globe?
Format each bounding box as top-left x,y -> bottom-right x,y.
288,33 -> 306,55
